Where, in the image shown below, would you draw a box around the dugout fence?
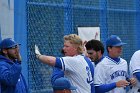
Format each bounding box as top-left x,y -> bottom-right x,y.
25,0 -> 140,92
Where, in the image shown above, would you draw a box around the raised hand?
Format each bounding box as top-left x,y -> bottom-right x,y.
16,46 -> 22,62
17,52 -> 22,62
35,45 -> 41,58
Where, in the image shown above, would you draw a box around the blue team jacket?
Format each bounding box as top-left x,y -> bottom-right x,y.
0,55 -> 28,93
51,67 -> 64,85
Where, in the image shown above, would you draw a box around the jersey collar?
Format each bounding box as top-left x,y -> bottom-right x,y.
106,55 -> 120,64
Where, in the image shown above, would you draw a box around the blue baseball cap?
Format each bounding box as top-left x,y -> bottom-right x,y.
106,35 -> 126,47
0,38 -> 20,49
53,77 -> 77,90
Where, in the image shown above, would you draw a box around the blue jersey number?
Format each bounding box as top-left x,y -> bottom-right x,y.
86,66 -> 93,84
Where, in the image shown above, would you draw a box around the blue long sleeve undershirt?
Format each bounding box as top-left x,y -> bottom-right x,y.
134,72 -> 140,82
55,57 -> 62,69
95,82 -> 116,93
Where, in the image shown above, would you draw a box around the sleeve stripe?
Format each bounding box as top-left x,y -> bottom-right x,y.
60,58 -> 65,71
133,69 -> 140,74
94,84 -> 100,86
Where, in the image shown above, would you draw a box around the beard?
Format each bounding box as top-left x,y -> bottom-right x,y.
94,53 -> 99,62
7,52 -> 18,61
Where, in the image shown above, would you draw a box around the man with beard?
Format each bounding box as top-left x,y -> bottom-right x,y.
0,38 -> 27,93
85,39 -> 104,66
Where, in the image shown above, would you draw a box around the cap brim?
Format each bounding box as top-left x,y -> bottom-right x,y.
69,86 -> 77,90
7,43 -> 21,48
113,43 -> 127,46
18,43 -> 21,45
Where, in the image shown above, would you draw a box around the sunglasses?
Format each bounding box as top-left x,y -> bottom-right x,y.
7,45 -> 19,49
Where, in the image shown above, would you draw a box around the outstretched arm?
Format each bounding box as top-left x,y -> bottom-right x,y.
35,45 -> 56,66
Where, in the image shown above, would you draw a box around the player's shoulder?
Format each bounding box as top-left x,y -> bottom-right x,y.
62,55 -> 84,62
95,58 -> 109,71
130,50 -> 140,64
119,58 -> 127,64
95,57 -> 107,66
135,50 -> 140,53
132,50 -> 140,57
102,56 -> 127,64
100,56 -> 111,63
63,55 -> 81,58
120,57 -> 127,62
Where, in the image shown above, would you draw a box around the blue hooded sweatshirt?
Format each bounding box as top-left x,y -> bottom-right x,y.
0,55 -> 28,93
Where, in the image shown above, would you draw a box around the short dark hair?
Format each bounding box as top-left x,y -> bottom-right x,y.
85,39 -> 104,54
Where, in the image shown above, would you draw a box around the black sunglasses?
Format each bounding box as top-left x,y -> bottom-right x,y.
7,45 -> 19,49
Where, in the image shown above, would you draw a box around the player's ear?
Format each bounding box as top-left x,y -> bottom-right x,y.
2,49 -> 8,55
107,47 -> 112,52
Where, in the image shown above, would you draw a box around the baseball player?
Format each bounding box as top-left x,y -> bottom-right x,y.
129,50 -> 140,93
94,35 -> 135,93
85,39 -> 104,66
35,34 -> 95,93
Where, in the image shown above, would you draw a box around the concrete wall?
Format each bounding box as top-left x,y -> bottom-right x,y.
0,0 -> 14,39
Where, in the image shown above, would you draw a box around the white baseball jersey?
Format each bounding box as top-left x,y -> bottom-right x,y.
94,56 -> 128,93
129,50 -> 140,93
57,55 -> 94,93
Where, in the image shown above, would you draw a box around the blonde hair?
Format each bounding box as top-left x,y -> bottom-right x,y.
64,34 -> 84,54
